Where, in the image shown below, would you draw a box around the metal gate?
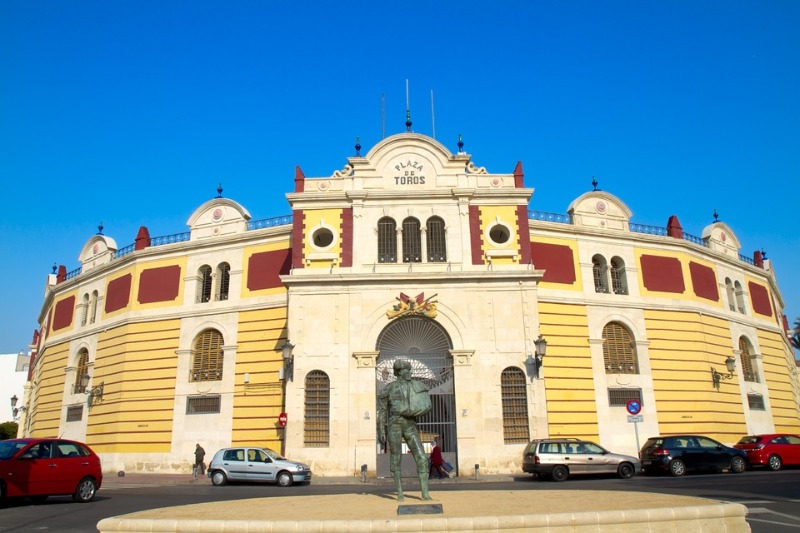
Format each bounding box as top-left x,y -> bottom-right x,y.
375,316 -> 456,477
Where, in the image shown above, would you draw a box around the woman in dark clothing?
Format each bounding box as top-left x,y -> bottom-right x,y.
429,437 -> 447,479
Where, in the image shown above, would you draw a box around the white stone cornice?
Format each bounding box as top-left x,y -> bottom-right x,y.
353,352 -> 379,368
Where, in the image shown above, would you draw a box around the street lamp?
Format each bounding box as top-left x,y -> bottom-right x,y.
80,374 -> 104,408
711,356 -> 736,390
281,340 -> 295,382
525,334 -> 548,381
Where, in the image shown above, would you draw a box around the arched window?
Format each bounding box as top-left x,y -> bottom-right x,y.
304,370 -> 330,447
196,265 -> 212,303
426,216 -> 447,262
592,255 -> 609,293
74,349 -> 89,393
402,217 -> 422,263
501,367 -> 529,444
80,294 -> 89,326
603,322 -> 638,374
377,217 -> 397,263
610,257 -> 627,295
734,281 -> 746,314
216,262 -> 230,301
89,290 -> 99,324
739,337 -> 759,383
190,329 -> 224,382
725,278 -> 736,311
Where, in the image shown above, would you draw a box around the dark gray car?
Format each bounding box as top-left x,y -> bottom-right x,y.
208,446 -> 312,487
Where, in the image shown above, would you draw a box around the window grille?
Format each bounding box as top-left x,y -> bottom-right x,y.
402,217 -> 422,263
426,216 -> 447,262
501,367 -> 529,443
216,262 -> 230,301
196,265 -> 212,303
377,217 -> 397,263
66,405 -> 83,422
608,388 -> 642,406
610,257 -> 627,294
80,294 -> 89,326
186,395 -> 221,414
739,338 -> 759,383
89,290 -> 98,324
74,349 -> 89,394
603,322 -> 638,374
592,255 -> 608,293
190,329 -> 224,382
747,394 -> 765,410
304,370 -> 330,447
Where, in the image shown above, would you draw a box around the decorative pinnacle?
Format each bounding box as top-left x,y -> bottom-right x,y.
592,177 -> 598,191
457,134 -> 464,153
97,221 -> 104,235
217,183 -> 223,198
713,209 -> 719,222
761,248 -> 767,259
52,262 -> 57,274
405,109 -> 412,132
355,136 -> 361,157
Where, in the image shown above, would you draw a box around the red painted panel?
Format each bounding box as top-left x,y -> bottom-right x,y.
340,208 -> 353,267
105,273 -> 132,313
52,295 -> 76,331
138,265 -> 181,304
247,248 -> 292,291
469,205 -> 484,265
748,281 -> 773,317
291,209 -> 304,270
516,206 -> 532,265
640,255 -> 685,293
689,262 -> 719,301
530,242 -> 577,284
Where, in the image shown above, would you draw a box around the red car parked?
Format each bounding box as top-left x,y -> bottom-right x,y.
0,438 -> 103,503
734,434 -> 800,471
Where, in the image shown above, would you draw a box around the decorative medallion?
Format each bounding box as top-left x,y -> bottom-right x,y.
490,177 -> 501,187
212,208 -> 223,221
387,292 -> 438,320
595,201 -> 607,214
92,244 -> 99,254
317,181 -> 329,191
721,232 -> 727,242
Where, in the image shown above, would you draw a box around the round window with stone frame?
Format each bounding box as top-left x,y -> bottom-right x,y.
310,225 -> 337,251
486,221 -> 513,246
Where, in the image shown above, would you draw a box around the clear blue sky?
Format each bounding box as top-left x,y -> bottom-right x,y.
1,1 -> 798,356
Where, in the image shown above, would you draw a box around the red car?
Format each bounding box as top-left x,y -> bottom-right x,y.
0,438 -> 103,503
734,434 -> 800,471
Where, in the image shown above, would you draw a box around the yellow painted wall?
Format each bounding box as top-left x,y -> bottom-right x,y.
539,302 -> 599,439
634,249 -> 693,300
241,241 -> 291,298
529,235 -> 583,291
29,341 -> 70,437
479,205 -> 520,265
302,208 -> 343,269
758,329 -> 800,432
130,257 -> 187,311
86,320 -> 181,453
644,309 -> 747,442
234,307 -> 288,449
50,289 -> 79,333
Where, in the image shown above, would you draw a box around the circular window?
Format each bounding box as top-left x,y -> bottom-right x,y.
311,227 -> 335,249
488,223 -> 511,245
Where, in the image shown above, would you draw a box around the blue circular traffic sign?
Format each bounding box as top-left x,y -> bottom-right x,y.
626,399 -> 642,415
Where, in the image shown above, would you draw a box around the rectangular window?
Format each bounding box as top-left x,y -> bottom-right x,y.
66,405 -> 83,422
501,368 -> 530,444
608,388 -> 642,407
747,394 -> 765,410
186,395 -> 221,414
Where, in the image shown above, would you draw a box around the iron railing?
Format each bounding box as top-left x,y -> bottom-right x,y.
630,223 -> 667,236
528,210 -> 571,224
247,215 -> 292,230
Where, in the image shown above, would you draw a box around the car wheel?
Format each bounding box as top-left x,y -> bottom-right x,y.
276,471 -> 293,487
617,462 -> 635,479
211,471 -> 228,486
669,459 -> 686,477
550,465 -> 568,482
768,454 -> 782,471
73,477 -> 97,502
730,456 -> 746,473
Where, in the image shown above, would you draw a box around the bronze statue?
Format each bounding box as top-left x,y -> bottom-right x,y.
377,359 -> 432,501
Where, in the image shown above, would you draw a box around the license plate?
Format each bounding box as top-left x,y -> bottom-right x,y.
643,460 -> 652,465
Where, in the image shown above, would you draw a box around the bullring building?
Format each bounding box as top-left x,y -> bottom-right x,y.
17,131 -> 800,477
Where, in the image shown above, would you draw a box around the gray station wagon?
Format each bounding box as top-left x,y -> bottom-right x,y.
522,438 -> 641,481
207,446 -> 312,487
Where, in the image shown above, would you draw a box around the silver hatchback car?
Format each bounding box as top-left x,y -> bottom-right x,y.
208,446 -> 312,487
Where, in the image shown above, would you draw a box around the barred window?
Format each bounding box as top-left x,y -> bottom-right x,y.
402,217 -> 422,263
747,394 -> 765,410
610,257 -> 627,295
426,216 -> 447,262
74,349 -> 89,394
190,329 -> 224,382
739,337 -> 759,383
186,395 -> 221,414
196,265 -> 212,303
216,262 -> 230,301
304,370 -> 330,447
501,367 -> 529,444
608,388 -> 642,406
592,255 -> 608,293
66,405 -> 83,422
377,217 -> 397,263
80,294 -> 89,326
603,322 -> 638,374
89,290 -> 99,324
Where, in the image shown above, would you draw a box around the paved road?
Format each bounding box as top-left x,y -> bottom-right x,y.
1,469 -> 799,532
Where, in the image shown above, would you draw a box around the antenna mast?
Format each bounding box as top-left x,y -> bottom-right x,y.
381,93 -> 386,139
431,89 -> 436,139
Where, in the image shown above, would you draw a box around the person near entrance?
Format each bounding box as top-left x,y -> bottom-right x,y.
429,436 -> 448,479
193,443 -> 206,479
377,359 -> 433,501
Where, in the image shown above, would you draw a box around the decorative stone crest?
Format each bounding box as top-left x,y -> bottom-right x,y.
387,292 -> 438,320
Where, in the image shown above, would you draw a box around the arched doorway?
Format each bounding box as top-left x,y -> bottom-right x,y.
375,316 -> 456,477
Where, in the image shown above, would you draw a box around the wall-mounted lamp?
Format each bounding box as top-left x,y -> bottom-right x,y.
711,356 -> 736,390
11,395 -> 18,419
525,334 -> 548,381
281,340 -> 295,382
80,374 -> 104,408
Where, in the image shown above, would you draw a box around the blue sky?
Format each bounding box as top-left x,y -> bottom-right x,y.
1,1 -> 798,356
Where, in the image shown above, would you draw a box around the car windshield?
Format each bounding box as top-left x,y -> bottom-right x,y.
263,448 -> 285,460
0,440 -> 29,459
737,436 -> 760,444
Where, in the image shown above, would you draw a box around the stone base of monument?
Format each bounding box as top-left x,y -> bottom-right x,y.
97,490 -> 750,533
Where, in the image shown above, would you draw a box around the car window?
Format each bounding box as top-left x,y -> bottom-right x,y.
540,442 -> 562,453
584,443 -> 604,454
250,449 -> 270,462
223,449 -> 245,461
737,436 -> 759,444
0,441 -> 28,459
697,437 -> 719,449
56,441 -> 89,457
785,436 -> 800,445
22,442 -> 53,459
769,436 -> 786,444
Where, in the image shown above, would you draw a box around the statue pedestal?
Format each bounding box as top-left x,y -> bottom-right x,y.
397,503 -> 444,515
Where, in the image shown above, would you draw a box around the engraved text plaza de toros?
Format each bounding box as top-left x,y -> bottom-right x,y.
394,160 -> 426,185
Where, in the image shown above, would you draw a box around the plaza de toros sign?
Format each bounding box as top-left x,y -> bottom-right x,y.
393,159 -> 426,185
